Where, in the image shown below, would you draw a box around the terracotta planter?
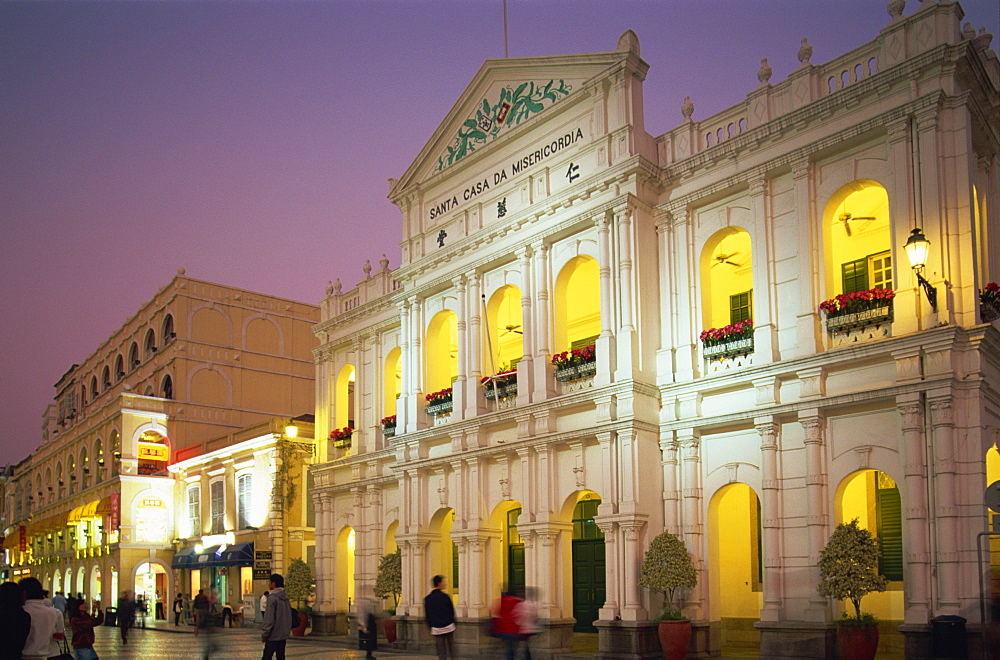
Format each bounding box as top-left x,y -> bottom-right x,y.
383,615 -> 397,644
291,612 -> 309,637
657,619 -> 692,660
837,621 -> 879,660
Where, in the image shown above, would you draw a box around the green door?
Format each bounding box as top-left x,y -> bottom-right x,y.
507,508 -> 525,596
571,498 -> 605,632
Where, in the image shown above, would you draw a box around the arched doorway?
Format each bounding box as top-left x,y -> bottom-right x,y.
835,470 -> 904,620
708,483 -> 763,655
569,492 -> 604,632
489,500 -> 525,597
336,527 -> 356,611
90,565 -> 103,609
135,561 -> 168,621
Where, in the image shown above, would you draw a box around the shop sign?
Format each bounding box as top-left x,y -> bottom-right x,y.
255,550 -> 272,561
109,493 -> 120,531
137,442 -> 169,462
19,525 -> 26,551
253,568 -> 271,581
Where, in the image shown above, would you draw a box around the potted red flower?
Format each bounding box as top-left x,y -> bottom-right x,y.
380,415 -> 397,438
819,287 -> 894,333
329,426 -> 353,449
481,368 -> 517,400
550,344 -> 596,382
699,319 -> 753,360
425,387 -> 453,415
980,282 -> 999,322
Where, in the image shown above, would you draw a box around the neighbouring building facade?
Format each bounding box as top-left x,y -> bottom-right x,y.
310,3 -> 999,659
1,271 -> 318,620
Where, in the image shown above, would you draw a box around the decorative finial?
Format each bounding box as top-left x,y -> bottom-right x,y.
681,95 -> 694,121
379,254 -> 390,271
616,29 -> 640,56
333,278 -> 342,294
363,259 -> 372,279
797,38 -> 813,65
962,23 -> 976,41
976,27 -> 993,52
177,267 -> 186,275
757,58 -> 772,85
887,0 -> 905,20
326,281 -> 334,296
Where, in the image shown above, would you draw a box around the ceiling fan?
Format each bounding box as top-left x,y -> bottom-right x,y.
712,251 -> 744,268
837,212 -> 876,236
501,324 -> 523,336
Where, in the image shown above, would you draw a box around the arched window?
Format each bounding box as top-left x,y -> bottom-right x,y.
144,328 -> 156,357
90,376 -> 99,400
161,375 -> 173,400
162,315 -> 175,343
128,343 -> 139,370
94,438 -> 104,482
554,256 -> 601,353
81,385 -> 88,407
824,182 -> 892,297
701,227 -> 754,330
383,348 -> 402,418
484,285 -> 523,375
102,366 -> 111,389
335,365 -> 356,430
425,311 -> 458,394
67,454 -> 76,493
237,473 -> 253,529
80,447 -> 90,488
114,355 -> 124,380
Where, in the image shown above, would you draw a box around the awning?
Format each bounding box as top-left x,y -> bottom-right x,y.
171,548 -> 197,569
195,545 -> 222,566
96,496 -> 113,516
218,542 -> 254,566
68,501 -> 100,523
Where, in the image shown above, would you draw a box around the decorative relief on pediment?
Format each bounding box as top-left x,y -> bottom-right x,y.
436,80 -> 573,172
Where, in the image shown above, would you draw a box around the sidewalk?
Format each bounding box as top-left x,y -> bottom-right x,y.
140,617 -> 439,657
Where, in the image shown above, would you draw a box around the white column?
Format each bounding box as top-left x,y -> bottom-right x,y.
595,214 -> 615,384
620,521 -> 647,620
929,395 -> 960,612
660,433 -> 681,535
454,276 -> 468,421
749,177 -> 776,362
897,397 -> 932,623
800,413 -> 829,621
615,205 -> 636,380
680,431 -> 705,620
791,159 -> 822,357
596,520 -> 620,620
517,248 -> 533,404
531,241 -> 555,400
756,419 -> 783,621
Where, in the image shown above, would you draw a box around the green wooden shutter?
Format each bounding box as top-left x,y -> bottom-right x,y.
841,259 -> 868,294
876,482 -> 903,581
452,540 -> 459,589
729,290 -> 753,324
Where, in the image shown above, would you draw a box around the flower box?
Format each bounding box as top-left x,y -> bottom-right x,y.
332,436 -> 352,449
382,425 -> 396,438
981,282 -> 999,322
703,337 -> 754,360
426,399 -> 453,416
329,426 -> 353,449
483,371 -> 517,400
825,304 -> 893,334
551,344 -> 596,382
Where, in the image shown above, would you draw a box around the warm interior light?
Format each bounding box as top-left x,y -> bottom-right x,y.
904,228 -> 930,270
284,423 -> 298,438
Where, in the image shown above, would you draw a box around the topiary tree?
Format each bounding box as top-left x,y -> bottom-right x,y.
638,531 -> 698,620
285,557 -> 314,610
817,519 -> 887,621
373,548 -> 402,613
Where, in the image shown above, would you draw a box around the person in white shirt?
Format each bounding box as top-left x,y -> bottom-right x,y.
19,577 -> 65,660
259,591 -> 269,623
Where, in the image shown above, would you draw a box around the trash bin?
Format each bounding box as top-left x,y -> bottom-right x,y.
104,606 -> 118,627
930,615 -> 968,659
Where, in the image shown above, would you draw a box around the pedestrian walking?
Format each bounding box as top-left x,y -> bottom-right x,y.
69,600 -> 104,660
193,589 -> 209,635
19,577 -> 65,660
52,591 -> 67,620
0,581 -> 31,660
357,591 -> 378,660
258,590 -> 269,624
515,587 -> 541,660
173,593 -> 184,626
116,591 -> 136,644
260,574 -> 292,660
423,575 -> 455,660
492,590 -> 522,660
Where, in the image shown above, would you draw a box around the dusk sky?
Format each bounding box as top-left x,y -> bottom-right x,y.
3,0 -> 997,466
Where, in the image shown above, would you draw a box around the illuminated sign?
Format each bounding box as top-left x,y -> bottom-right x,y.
137,442 -> 169,462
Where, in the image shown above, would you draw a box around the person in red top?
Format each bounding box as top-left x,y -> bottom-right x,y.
70,600 -> 104,660
492,591 -> 523,660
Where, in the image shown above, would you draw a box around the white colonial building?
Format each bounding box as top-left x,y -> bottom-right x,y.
309,3 -> 999,658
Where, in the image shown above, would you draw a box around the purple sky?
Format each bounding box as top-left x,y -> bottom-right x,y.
2,0 -> 997,466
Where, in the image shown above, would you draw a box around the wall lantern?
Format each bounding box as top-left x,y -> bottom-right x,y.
904,228 -> 938,312
284,423 -> 299,439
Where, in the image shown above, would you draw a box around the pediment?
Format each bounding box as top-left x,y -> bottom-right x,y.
392,49 -> 634,197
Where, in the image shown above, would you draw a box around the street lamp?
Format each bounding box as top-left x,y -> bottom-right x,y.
284,423 -> 298,438
904,228 -> 937,312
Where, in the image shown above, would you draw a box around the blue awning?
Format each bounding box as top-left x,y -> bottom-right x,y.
219,542 -> 254,566
195,545 -> 222,566
171,548 -> 197,569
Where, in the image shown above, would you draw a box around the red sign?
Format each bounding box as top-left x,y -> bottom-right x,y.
109,493 -> 120,531
19,525 -> 26,551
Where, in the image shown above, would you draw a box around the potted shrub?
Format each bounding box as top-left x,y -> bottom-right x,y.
638,531 -> 698,660
286,557 -> 314,636
374,548 -> 402,644
817,519 -> 887,660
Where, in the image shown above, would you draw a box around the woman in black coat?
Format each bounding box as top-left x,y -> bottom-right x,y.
0,581 -> 31,660
357,597 -> 377,659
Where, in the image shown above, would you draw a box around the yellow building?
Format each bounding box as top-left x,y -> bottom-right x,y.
1,271 -> 318,620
